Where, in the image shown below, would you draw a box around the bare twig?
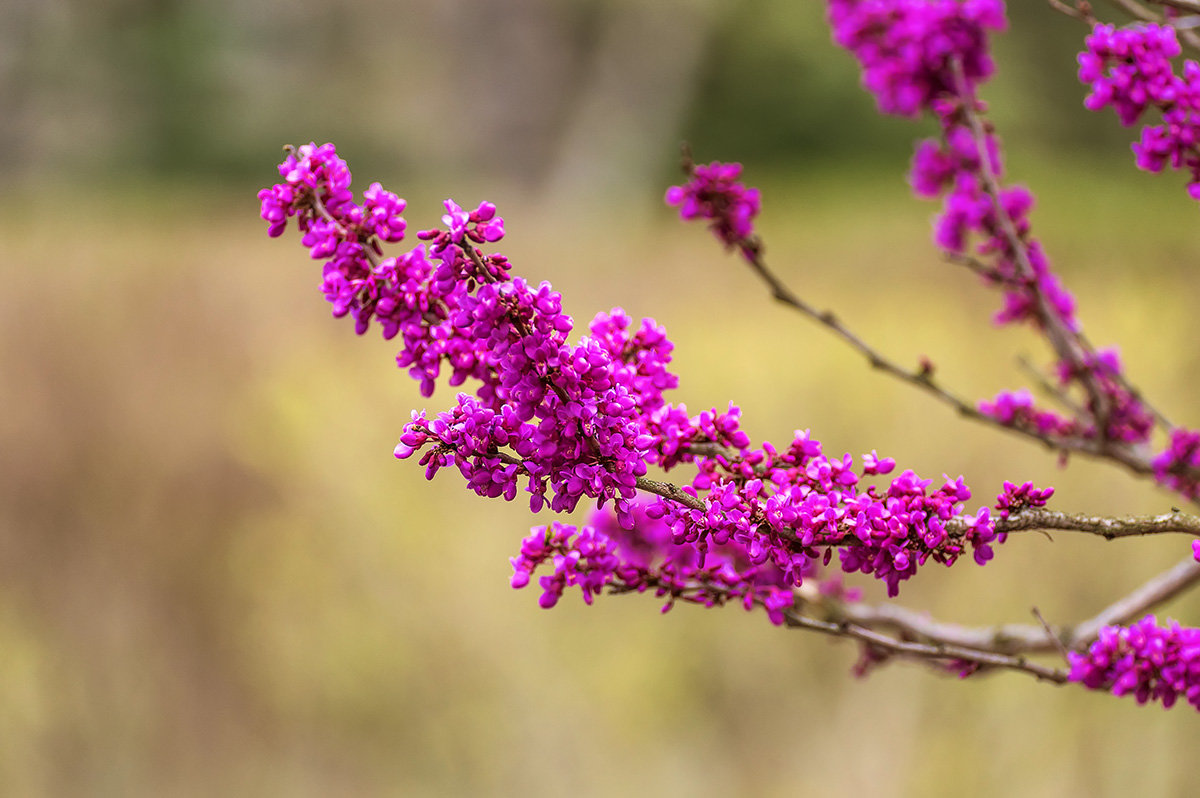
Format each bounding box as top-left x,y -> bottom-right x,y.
791,551 -> 1200,661
945,250 -> 1003,281
736,242 -> 984,421
1152,0 -> 1200,13
781,609 -> 1070,683
1111,0 -> 1161,20
1046,0 -> 1097,23
617,574 -> 1068,680
1033,607 -> 1074,663
795,582 -> 1060,653
991,507 -> 1200,540
729,216 -> 1186,484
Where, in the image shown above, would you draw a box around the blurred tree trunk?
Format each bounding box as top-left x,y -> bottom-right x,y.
538,0 -> 717,204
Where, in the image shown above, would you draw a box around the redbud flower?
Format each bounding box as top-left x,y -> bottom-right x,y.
1079,23 -> 1200,201
1069,616 -> 1200,711
827,0 -> 1007,118
665,161 -> 761,250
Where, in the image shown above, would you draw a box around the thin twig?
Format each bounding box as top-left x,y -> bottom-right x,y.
945,251 -> 1002,281
1032,607 -> 1074,663
1152,0 -> 1200,12
793,551 -> 1200,659
617,574 -> 1067,680
1046,0 -> 1097,23
992,507 -> 1200,539
795,582 -> 1060,653
781,610 -> 1070,683
732,224 -> 1180,481
738,244 -> 981,418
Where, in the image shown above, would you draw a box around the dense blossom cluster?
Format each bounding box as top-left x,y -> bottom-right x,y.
260,142 -> 1036,614
510,500 -> 798,624
977,388 -> 1080,439
665,161 -> 761,252
257,143 -> 510,396
1069,616 -> 1200,710
1079,23 -> 1200,200
510,478 -> 1056,617
827,0 -> 1006,117
645,432 -> 1009,598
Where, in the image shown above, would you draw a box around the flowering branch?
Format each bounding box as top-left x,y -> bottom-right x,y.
258,0 -> 1200,714
671,152 -> 1185,491
950,61 -> 1115,432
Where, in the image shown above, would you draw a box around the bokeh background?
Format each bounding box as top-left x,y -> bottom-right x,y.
3,1 -> 1200,795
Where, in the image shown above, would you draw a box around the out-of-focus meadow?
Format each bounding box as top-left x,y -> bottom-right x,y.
3,1 -> 1200,795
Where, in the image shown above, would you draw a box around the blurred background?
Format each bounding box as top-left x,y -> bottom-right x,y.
2,0 -> 1199,795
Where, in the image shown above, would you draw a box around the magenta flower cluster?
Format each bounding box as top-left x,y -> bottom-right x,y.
257,142 -> 506,398
1153,428 -> 1200,503
977,388 -> 1080,439
1069,616 -> 1200,710
665,161 -> 761,253
260,142 -> 1046,621
992,479 -> 1054,519
510,499 -> 798,625
827,0 -> 1006,118
643,429 -> 1006,598
978,348 -> 1155,446
1079,23 -> 1200,200
1072,24 -> 1200,496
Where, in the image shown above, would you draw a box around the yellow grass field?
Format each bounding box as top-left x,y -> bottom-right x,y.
1,158 -> 1198,796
